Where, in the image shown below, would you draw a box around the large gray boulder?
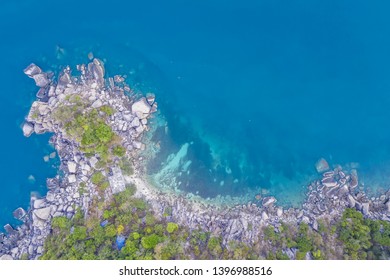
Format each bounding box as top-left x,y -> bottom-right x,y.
22,122 -> 34,137
0,254 -> 13,260
33,206 -> 51,220
362,202 -> 370,215
131,97 -> 151,119
90,58 -> 105,86
24,63 -> 42,77
67,161 -> 77,174
32,73 -> 50,87
315,158 -> 329,173
262,196 -> 276,207
347,194 -> 356,208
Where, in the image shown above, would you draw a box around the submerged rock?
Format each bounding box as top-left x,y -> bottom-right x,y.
22,122 -> 34,137
262,196 -> 276,207
13,207 -> 27,221
146,93 -> 155,105
315,158 -> 329,173
33,207 -> 51,221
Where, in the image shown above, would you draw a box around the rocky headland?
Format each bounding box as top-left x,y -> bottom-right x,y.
0,58 -> 389,260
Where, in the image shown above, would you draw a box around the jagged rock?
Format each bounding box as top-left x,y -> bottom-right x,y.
33,207 -> 51,220
284,248 -> 297,260
146,93 -> 155,105
13,207 -> 27,221
91,58 -> 105,86
362,203 -> 370,215
59,71 -> 71,85
24,63 -> 42,77
131,97 -> 151,119
133,141 -> 143,149
350,169 -> 358,189
67,161 -> 77,173
92,99 -> 103,108
322,177 -> 338,188
347,194 -> 356,208
32,73 -> 50,87
22,122 -> 34,137
325,186 -> 340,197
261,211 -> 269,220
109,167 -> 126,194
301,216 -> 310,224
277,208 -> 283,217
28,245 -> 34,255
89,157 -> 98,168
3,224 -> 16,235
68,174 -> 76,183
130,117 -> 140,127
37,246 -> 43,254
33,199 -> 46,209
386,201 -> 390,213
315,158 -> 329,173
338,184 -> 349,196
150,102 -> 158,113
312,219 -> 318,231
262,196 -> 276,207
0,254 -> 13,260
34,124 -> 45,134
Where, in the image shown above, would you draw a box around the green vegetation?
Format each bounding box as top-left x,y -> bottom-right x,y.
113,145 -> 126,157
166,222 -> 179,234
42,195 -> 390,260
118,158 -> 133,176
41,184 -> 258,260
337,208 -> 390,259
52,97 -> 124,167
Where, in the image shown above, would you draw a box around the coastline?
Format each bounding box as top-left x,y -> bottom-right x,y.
0,58 -> 389,260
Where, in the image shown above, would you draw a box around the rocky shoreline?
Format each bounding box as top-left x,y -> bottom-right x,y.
0,58 -> 389,260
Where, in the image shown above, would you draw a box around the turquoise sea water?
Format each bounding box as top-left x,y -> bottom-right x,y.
1,0 -> 390,228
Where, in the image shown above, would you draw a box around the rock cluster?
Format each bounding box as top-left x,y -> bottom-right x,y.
2,60 -> 389,260
130,162 -> 390,252
0,58 -> 156,259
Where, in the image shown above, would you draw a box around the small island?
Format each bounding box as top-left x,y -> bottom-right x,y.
0,58 -> 389,260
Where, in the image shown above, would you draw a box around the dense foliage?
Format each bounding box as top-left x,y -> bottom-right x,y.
43,94 -> 389,260
52,95 -> 125,166
41,179 -> 390,260
40,185 -> 257,260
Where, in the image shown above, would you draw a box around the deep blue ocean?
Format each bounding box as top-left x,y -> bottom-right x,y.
1,0 -> 390,228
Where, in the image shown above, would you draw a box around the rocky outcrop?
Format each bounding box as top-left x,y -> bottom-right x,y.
315,158 -> 330,173
2,57 -> 389,260
0,58 -> 157,259
22,122 -> 34,137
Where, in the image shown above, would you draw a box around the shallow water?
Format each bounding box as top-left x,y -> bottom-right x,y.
1,0 -> 390,229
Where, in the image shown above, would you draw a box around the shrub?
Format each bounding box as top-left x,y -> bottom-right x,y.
141,234 -> 160,249
166,222 -> 179,234
113,145 -> 126,157
91,172 -> 105,185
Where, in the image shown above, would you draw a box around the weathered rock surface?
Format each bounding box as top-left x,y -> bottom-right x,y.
22,122 -> 34,137
315,158 -> 330,173
262,196 -> 276,207
0,254 -> 13,260
131,97 -> 151,119
33,207 -> 51,221
23,63 -> 42,77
